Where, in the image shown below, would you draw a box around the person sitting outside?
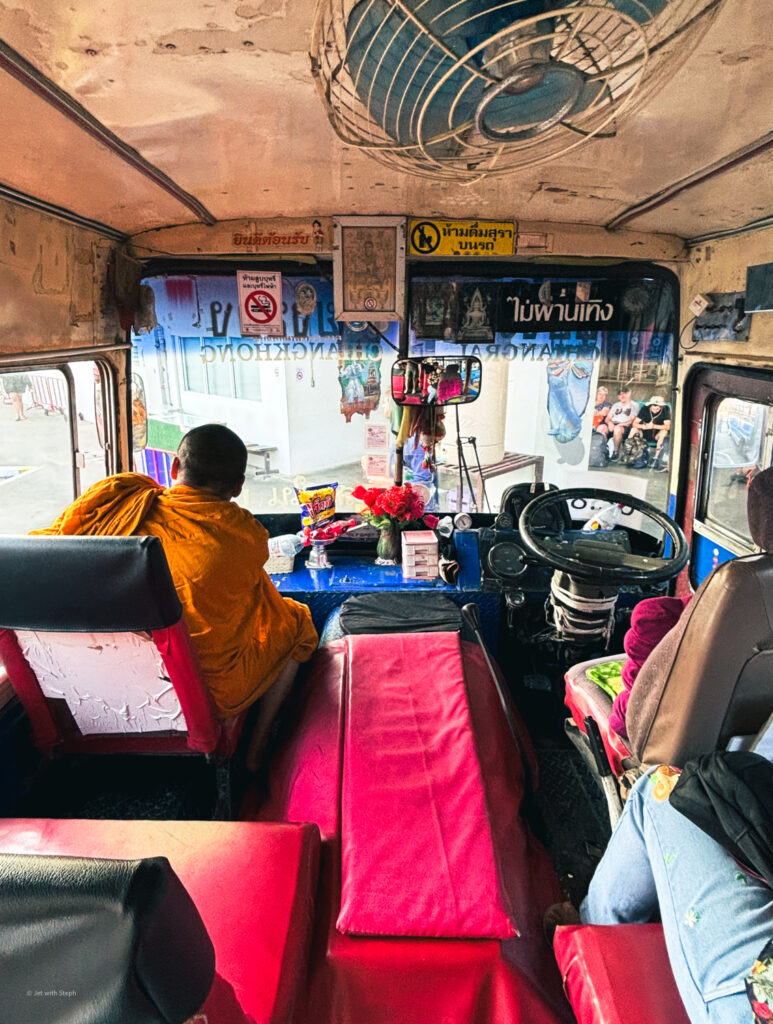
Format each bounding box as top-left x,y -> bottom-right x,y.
629,395 -> 671,470
598,389 -> 639,460
31,424 -> 318,770
592,386 -> 611,431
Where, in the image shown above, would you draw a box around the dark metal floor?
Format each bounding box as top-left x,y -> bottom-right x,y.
16,754 -> 218,820
529,745 -> 611,907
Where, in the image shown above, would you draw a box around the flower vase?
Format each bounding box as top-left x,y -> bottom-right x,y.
376,525 -> 401,566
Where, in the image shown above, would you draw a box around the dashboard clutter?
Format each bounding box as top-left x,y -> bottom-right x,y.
436,516 -> 454,538
402,530 -> 439,580
295,481 -> 338,529
266,532 -> 306,574
582,502 -> 624,532
268,534 -> 306,558
305,518 -> 357,570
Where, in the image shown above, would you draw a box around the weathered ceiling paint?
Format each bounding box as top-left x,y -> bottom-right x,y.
0,0 -> 770,238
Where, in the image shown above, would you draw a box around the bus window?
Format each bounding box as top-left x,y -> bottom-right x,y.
131,270 -> 675,520
132,274 -> 398,512
704,397 -> 770,545
408,272 -> 677,515
0,361 -> 111,534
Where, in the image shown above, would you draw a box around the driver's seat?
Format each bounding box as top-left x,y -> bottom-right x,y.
567,467 -> 773,790
567,553 -> 773,783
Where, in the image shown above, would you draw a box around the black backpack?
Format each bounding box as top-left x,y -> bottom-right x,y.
669,751 -> 773,886
589,431 -> 609,468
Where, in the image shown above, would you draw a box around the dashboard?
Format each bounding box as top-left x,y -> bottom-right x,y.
478,519 -> 549,595
477,516 -> 666,600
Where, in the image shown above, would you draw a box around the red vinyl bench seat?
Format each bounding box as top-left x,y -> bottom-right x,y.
255,633 -> 573,1024
0,818 -> 320,1024
554,924 -> 690,1024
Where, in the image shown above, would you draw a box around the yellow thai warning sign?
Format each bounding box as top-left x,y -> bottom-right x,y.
408,219 -> 515,257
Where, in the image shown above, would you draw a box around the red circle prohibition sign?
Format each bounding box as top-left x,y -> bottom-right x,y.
245,289 -> 277,324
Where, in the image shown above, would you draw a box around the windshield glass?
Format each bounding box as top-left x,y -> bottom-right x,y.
407,272 -> 676,514
132,270 -> 675,517
132,273 -> 398,515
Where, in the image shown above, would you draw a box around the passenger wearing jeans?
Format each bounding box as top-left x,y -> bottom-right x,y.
549,767 -> 773,1022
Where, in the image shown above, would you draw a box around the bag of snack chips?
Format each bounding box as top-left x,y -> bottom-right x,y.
295,482 -> 338,529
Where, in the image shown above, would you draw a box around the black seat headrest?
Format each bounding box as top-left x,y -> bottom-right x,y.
747,466 -> 773,551
0,852 -> 215,1024
339,593 -> 466,636
0,535 -> 182,632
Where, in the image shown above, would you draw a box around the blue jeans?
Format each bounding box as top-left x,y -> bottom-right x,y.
581,769 -> 773,1023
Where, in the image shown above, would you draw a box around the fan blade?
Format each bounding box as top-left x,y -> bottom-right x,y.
346,1 -> 566,147
346,1 -> 617,148
477,64 -> 606,137
610,0 -> 668,23
346,1 -> 481,146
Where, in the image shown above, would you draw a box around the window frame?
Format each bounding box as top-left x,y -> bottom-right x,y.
0,353 -> 118,502
697,393 -> 773,553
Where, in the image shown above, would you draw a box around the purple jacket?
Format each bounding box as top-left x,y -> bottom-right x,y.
610,595 -> 693,739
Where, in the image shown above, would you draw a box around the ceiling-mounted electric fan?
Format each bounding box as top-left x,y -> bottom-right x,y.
310,0 -> 724,181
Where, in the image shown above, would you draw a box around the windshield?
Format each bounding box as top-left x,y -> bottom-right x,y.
131,270 -> 675,518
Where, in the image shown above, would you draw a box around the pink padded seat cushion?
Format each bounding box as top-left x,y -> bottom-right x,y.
0,818 -> 320,1024
554,924 -> 689,1024
564,657 -> 632,776
337,632 -> 517,939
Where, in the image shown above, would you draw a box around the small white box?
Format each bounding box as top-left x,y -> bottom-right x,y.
401,530 -> 438,580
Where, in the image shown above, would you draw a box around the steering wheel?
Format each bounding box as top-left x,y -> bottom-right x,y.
518,487 -> 689,585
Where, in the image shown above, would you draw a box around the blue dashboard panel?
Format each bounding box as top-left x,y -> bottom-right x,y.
454,530 -> 483,590
269,546 -> 499,650
272,559 -> 453,593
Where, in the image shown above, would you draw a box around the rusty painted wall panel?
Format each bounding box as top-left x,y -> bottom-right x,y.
0,200 -> 121,354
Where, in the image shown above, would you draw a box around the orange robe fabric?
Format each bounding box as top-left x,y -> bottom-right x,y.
31,474 -> 318,717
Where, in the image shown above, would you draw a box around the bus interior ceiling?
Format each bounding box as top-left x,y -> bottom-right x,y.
0,3 -> 772,1023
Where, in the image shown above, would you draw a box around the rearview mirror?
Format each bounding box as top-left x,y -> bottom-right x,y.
391,356 -> 481,407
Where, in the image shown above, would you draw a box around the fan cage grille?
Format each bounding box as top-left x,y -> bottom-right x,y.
311,0 -> 723,180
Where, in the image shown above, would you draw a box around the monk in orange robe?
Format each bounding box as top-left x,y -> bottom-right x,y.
32,424 -> 318,768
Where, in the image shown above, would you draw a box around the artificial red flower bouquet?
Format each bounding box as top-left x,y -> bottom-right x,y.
351,483 -> 439,532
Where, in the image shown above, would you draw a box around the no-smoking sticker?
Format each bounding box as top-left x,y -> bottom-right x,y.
237,270 -> 283,336
245,289 -> 277,324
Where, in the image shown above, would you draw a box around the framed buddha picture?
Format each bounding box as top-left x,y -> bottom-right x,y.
334,216 -> 405,321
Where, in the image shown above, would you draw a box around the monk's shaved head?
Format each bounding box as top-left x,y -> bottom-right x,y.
176,424 -> 247,497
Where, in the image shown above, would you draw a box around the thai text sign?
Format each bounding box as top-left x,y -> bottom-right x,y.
408,219 -> 515,257
237,270 -> 283,337
230,219 -> 330,253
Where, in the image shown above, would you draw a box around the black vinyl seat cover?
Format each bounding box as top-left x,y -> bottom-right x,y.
0,535 -> 182,632
339,593 -> 469,637
0,852 -> 215,1024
